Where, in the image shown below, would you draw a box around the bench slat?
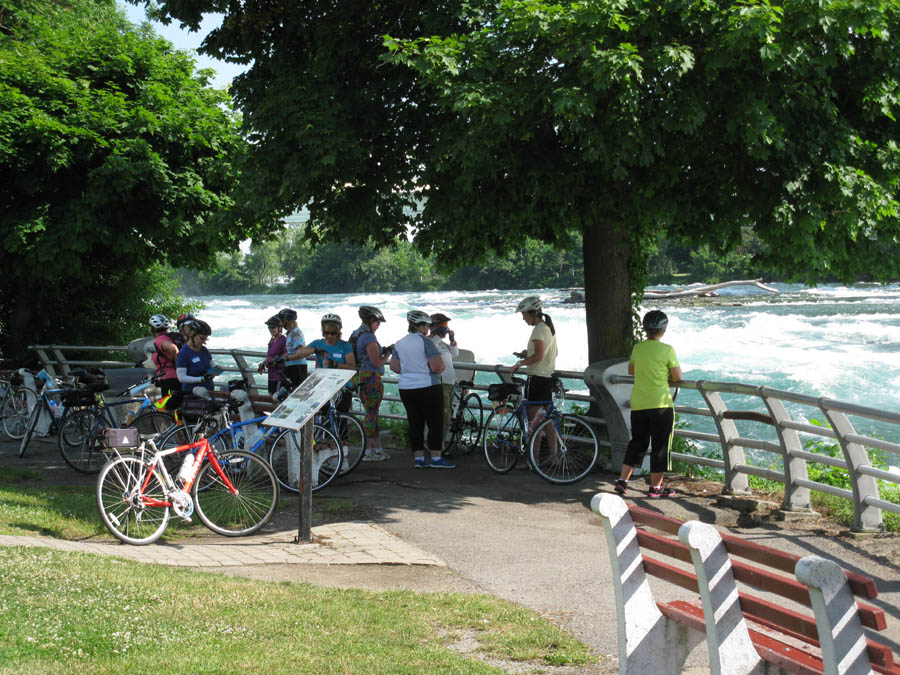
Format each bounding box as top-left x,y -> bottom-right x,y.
663,600 -> 825,675
629,505 -> 878,599
642,556 -> 699,593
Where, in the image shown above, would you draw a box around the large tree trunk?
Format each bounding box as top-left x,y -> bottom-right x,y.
582,221 -> 633,362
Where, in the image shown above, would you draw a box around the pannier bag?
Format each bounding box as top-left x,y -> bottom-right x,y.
179,397 -> 219,423
227,378 -> 248,392
73,368 -> 109,392
101,427 -> 139,449
61,389 -> 97,408
487,382 -> 519,402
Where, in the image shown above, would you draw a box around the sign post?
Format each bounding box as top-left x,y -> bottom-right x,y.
262,369 -> 355,543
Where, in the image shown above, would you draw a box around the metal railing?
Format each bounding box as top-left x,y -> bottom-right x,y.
30,343 -> 900,532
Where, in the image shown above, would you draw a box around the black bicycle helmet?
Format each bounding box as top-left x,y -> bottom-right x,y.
430,313 -> 451,325
186,319 -> 212,336
265,315 -> 282,328
642,310 -> 669,332
277,308 -> 297,322
358,305 -> 386,324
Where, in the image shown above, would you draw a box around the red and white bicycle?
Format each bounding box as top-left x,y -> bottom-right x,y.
96,428 -> 279,545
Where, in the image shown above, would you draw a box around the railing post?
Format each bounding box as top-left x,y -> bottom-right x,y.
231,351 -> 252,383
697,382 -> 751,495
51,347 -> 71,379
820,402 -> 883,532
32,347 -> 55,376
760,388 -> 812,512
583,359 -> 631,471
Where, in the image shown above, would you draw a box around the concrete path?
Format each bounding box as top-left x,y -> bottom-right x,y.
0,522 -> 444,567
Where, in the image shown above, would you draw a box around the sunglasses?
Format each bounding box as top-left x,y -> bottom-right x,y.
322,330 -> 339,336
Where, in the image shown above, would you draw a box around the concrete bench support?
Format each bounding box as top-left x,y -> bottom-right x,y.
591,493 -> 703,674
678,520 -> 764,674
795,557 -> 874,675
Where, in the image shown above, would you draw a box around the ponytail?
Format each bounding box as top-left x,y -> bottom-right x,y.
542,312 -> 556,336
530,310 -> 555,335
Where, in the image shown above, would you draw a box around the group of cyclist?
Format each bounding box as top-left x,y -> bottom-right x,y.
146,295 -> 561,472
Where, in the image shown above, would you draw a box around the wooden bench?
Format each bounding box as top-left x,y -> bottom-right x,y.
591,493 -> 898,675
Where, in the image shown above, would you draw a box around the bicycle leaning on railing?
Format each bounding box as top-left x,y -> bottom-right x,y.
443,379 -> 484,456
57,377 -> 177,474
18,369 -> 79,458
482,374 -> 599,484
0,371 -> 37,440
96,426 -> 279,545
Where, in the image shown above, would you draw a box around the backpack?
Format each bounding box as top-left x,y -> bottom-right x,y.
153,332 -> 182,374
349,326 -> 371,367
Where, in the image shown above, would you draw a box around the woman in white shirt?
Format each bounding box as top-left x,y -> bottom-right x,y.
390,310 -> 453,469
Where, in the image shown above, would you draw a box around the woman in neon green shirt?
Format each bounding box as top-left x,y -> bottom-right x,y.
615,310 -> 683,499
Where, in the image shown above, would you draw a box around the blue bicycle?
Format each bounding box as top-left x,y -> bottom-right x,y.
155,393 -> 343,493
482,375 -> 599,484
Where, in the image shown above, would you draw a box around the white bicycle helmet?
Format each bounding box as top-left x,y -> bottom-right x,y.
321,313 -> 342,328
407,310 -> 432,325
516,296 -> 542,313
149,314 -> 169,329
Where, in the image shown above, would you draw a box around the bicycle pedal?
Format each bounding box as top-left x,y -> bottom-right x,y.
180,516 -> 192,524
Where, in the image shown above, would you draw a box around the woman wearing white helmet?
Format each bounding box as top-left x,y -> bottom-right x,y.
149,315 -> 179,396
390,310 -> 452,468
510,296 -> 558,431
296,313 -> 357,413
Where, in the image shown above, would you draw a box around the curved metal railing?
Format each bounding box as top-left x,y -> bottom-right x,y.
29,343 -> 900,532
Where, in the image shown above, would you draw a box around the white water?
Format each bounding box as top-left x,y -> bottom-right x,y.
198,283 -> 900,418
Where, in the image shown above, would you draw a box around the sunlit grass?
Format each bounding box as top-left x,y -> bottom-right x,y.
0,547 -> 595,672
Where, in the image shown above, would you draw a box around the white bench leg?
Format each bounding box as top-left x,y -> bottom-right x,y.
592,494 -> 702,674
795,556 -> 873,675
679,521 -> 763,675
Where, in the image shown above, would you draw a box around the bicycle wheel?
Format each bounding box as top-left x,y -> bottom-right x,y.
2,386 -> 36,440
129,411 -> 176,441
18,401 -> 43,457
58,408 -> 109,474
97,456 -> 170,545
335,413 -> 365,476
192,451 -> 278,536
482,410 -> 523,473
448,393 -> 484,455
529,414 -> 599,485
268,425 -> 343,493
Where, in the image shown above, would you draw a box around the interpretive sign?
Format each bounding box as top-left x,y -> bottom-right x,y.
261,368 -> 355,431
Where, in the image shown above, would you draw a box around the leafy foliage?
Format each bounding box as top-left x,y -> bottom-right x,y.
0,0 -> 273,357
177,229 -> 584,294
114,1 -> 900,360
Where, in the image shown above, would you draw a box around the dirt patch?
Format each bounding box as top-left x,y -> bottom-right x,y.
206,562 -> 486,594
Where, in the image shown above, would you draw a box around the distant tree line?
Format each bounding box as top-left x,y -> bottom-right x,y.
175,227 -> 788,295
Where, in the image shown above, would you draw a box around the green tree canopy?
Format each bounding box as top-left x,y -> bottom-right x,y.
149,0 -> 900,360
0,0 -> 274,355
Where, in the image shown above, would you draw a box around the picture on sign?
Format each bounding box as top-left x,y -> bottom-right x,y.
262,368 -> 355,430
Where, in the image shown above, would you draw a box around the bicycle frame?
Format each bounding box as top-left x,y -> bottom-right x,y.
136,438 -> 239,506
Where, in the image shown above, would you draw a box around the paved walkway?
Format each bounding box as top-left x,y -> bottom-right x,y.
0,522 -> 444,567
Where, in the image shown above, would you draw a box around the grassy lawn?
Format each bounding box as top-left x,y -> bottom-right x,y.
0,547 -> 595,673
0,465 -> 283,541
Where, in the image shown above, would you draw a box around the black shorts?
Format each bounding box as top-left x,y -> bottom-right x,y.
526,376 -> 554,403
